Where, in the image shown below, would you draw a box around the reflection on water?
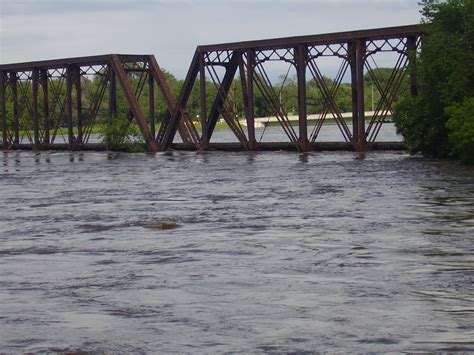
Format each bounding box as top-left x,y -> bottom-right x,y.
0,150 -> 473,352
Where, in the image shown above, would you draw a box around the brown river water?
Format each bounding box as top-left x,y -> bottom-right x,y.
0,127 -> 473,352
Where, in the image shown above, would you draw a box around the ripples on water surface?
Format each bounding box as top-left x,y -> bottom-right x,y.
0,150 -> 473,353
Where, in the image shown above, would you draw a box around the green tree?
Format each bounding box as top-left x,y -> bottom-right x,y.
393,0 -> 474,161
446,98 -> 474,163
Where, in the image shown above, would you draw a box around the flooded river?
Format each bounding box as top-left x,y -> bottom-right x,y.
0,148 -> 473,352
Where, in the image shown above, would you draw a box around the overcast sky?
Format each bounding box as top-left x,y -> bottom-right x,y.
0,0 -> 422,78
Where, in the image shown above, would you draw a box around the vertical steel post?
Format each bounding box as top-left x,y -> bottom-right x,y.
356,40 -> 366,151
148,73 -> 155,140
349,41 -> 358,145
75,67 -> 83,144
66,66 -> 74,150
407,36 -> 418,96
0,71 -> 7,149
239,53 -> 253,149
199,53 -> 208,149
11,73 -> 19,144
40,69 -> 50,145
108,67 -> 117,123
350,40 -> 368,150
295,45 -> 309,152
245,50 -> 256,149
32,69 -> 40,150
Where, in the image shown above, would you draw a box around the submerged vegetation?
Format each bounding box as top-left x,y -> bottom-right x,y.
99,114 -> 145,152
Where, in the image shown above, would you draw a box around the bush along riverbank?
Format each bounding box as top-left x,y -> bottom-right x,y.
393,0 -> 474,164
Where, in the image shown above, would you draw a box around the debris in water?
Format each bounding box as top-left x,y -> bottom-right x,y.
145,222 -> 179,230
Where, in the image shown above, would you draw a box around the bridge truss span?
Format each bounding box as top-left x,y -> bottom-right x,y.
160,24 -> 423,152
0,54 -> 200,152
1,25 -> 423,152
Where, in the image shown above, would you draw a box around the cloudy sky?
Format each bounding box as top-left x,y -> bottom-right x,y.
1,0 -> 422,78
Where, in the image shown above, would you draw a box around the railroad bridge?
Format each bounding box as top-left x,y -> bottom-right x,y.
0,25 -> 422,152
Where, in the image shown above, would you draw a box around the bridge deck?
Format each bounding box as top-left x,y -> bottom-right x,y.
6,141 -> 405,152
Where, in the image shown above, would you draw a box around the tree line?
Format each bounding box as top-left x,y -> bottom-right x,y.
3,66 -> 402,132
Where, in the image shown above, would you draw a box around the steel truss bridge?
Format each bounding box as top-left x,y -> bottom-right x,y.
0,25 -> 422,152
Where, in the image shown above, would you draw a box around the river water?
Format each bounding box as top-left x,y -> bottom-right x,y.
0,129 -> 473,352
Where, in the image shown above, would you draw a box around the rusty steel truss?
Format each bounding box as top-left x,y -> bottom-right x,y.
0,54 -> 200,151
0,25 -> 422,152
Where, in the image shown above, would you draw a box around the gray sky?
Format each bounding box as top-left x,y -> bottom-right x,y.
0,0 -> 422,78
